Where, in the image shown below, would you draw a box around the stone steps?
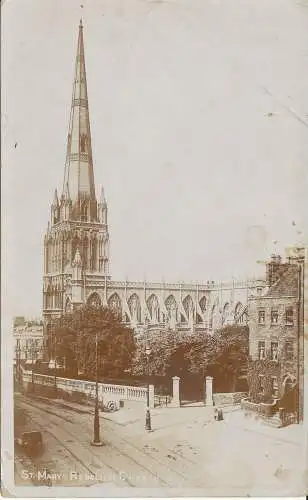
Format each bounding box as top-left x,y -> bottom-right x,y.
255,412 -> 282,428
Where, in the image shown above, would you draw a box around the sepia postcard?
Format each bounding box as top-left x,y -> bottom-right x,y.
1,0 -> 308,497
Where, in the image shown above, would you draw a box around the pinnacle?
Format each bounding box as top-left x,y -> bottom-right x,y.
73,247 -> 82,266
53,188 -> 59,205
100,185 -> 106,204
64,182 -> 71,200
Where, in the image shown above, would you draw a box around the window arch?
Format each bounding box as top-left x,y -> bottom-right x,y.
235,302 -> 243,317
222,302 -> 230,325
196,312 -> 203,324
210,304 -> 217,330
108,293 -> 122,318
87,292 -> 101,308
128,293 -> 141,323
165,295 -> 177,319
147,294 -> 160,323
91,237 -> 97,271
72,235 -> 79,261
65,297 -> 72,313
199,296 -> 207,313
234,302 -> 244,323
81,201 -> 88,222
183,295 -> 194,319
46,285 -> 52,309
82,236 -> 88,269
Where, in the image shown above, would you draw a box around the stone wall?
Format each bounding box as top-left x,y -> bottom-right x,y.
213,392 -> 247,406
241,397 -> 278,417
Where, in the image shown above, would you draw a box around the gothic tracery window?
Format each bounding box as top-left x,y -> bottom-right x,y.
83,238 -> 88,268
91,238 -> 97,271
87,293 -> 101,308
183,295 -> 194,320
222,302 -> 230,325
128,293 -> 141,323
147,294 -> 160,323
199,296 -> 207,313
81,202 -> 88,221
108,293 -> 122,318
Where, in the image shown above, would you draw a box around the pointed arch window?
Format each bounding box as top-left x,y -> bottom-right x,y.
165,295 -> 178,323
199,296 -> 207,313
87,293 -> 101,308
222,302 -> 230,325
210,304 -> 217,330
83,237 -> 88,269
108,293 -> 122,318
147,294 -> 160,323
128,293 -> 141,323
91,238 -> 97,271
72,236 -> 79,261
81,201 -> 88,221
183,295 -> 194,320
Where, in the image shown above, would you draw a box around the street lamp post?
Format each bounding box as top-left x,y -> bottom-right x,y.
53,329 -> 57,395
92,332 -> 103,446
145,342 -> 152,431
31,341 -> 35,392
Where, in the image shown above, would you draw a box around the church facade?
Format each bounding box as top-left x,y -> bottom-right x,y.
43,21 -> 265,339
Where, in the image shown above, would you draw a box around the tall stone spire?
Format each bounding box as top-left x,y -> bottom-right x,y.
43,20 -> 111,335
62,19 -> 96,209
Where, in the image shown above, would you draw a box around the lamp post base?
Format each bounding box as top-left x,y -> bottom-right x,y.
91,440 -> 104,447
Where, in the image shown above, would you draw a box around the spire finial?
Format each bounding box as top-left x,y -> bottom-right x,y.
79,18 -> 83,29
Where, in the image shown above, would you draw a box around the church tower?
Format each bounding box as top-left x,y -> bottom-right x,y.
43,20 -> 110,329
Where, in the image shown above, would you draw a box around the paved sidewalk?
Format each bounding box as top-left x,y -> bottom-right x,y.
225,408 -> 305,446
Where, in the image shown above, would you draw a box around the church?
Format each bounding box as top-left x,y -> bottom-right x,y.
42,21 -> 265,339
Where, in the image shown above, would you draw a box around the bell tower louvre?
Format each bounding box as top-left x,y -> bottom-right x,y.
43,20 -> 110,329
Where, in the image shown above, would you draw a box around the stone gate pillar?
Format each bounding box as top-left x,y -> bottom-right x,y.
171,376 -> 180,407
205,376 -> 214,406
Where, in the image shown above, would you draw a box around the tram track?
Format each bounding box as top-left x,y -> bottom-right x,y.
17,395 -> 207,487
17,397 -> 169,487
23,395 -> 217,488
26,394 -> 206,469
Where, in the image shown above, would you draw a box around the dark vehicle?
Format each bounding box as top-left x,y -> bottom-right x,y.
15,431 -> 43,456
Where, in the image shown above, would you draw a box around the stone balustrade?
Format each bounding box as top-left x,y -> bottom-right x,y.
19,367 -> 150,404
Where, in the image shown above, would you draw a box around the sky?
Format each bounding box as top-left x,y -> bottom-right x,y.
2,0 -> 308,319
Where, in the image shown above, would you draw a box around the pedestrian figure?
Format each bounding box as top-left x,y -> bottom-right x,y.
214,408 -> 223,421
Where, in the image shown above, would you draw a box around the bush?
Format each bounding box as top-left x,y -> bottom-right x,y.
247,359 -> 280,404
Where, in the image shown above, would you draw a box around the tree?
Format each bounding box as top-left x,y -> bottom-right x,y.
132,329 -> 180,377
211,325 -> 249,392
247,358 -> 280,403
131,325 -> 249,394
50,305 -> 136,378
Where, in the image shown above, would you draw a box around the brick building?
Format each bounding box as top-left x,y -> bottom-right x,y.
248,247 -> 306,422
